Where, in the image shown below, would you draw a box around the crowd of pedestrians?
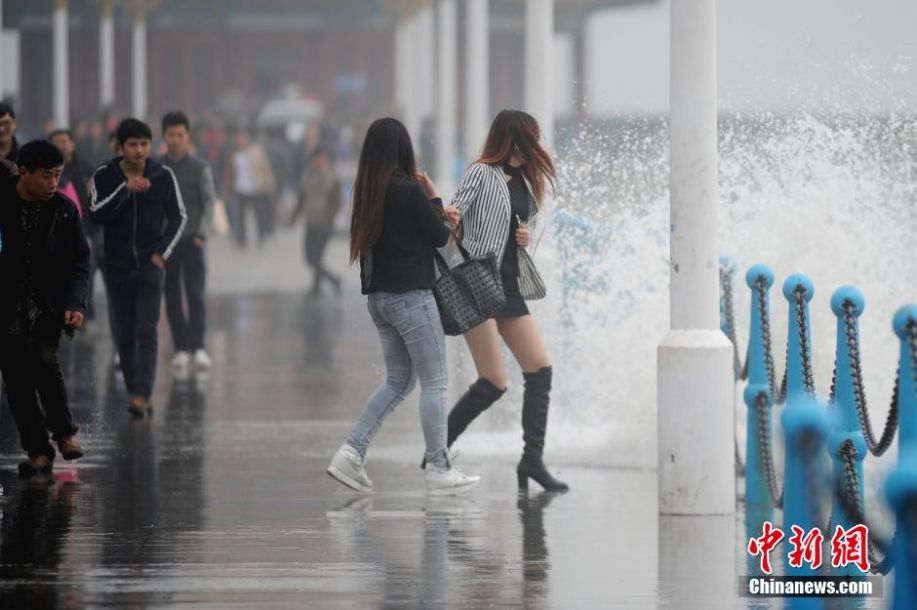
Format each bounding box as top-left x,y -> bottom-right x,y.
1,99 -> 568,497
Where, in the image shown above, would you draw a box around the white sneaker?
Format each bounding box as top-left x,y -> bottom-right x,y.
327,444 -> 373,493
113,352 -> 121,369
171,351 -> 191,371
193,349 -> 212,370
425,466 -> 481,496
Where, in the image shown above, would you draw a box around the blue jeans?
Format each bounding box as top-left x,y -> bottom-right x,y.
347,289 -> 449,470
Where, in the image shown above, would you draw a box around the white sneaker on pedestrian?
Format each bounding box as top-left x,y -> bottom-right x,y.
327,444 -> 373,493
171,351 -> 191,371
113,352 -> 121,369
193,349 -> 212,370
425,466 -> 481,496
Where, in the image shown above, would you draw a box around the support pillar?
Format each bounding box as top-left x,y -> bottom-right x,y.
53,0 -> 70,128
132,0 -> 148,119
524,0 -> 554,150
100,0 -> 115,109
657,0 -> 734,515
0,0 -> 5,101
465,0 -> 489,160
412,6 -> 434,139
435,0 -> 457,195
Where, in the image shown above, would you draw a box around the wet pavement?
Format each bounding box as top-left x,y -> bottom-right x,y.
0,232 -> 892,609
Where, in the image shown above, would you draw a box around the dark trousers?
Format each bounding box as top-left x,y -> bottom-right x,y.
305,224 -> 338,291
106,263 -> 165,400
0,319 -> 77,459
164,239 -> 207,353
234,193 -> 272,247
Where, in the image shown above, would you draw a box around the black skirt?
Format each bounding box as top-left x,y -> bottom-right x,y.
495,257 -> 530,318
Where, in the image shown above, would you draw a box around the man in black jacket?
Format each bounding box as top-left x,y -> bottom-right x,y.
161,111 -> 216,373
0,102 -> 19,163
0,140 -> 91,476
51,127 -> 102,318
90,118 -> 187,416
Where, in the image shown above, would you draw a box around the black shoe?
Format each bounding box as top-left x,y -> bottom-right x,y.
420,377 -> 506,468
518,366 -> 569,492
517,454 -> 569,492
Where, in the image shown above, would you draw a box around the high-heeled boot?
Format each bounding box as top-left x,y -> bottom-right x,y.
421,377 -> 506,468
517,366 -> 569,491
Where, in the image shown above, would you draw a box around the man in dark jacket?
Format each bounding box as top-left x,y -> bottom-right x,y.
51,127 -> 102,318
90,118 -> 187,416
0,140 -> 90,476
0,102 -> 19,163
160,111 -> 216,373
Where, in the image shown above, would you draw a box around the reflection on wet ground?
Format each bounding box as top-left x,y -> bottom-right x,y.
0,275 -> 892,608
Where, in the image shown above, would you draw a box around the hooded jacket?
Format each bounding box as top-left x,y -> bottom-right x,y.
90,156 -> 187,272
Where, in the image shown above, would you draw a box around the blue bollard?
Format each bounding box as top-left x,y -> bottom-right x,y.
887,305 -> 917,610
827,286 -> 869,576
783,274 -> 816,400
781,395 -> 830,578
744,264 -> 776,508
895,305 -> 917,447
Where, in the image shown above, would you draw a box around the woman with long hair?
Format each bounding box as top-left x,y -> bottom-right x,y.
442,110 -> 568,491
326,118 -> 480,496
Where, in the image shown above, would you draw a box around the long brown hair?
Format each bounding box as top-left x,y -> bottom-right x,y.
350,117 -> 418,264
477,110 -> 555,205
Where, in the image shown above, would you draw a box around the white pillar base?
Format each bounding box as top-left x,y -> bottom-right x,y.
657,329 -> 735,515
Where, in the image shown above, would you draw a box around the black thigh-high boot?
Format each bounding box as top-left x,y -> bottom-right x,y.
421,377 -> 505,468
448,377 -> 506,446
517,366 -> 569,491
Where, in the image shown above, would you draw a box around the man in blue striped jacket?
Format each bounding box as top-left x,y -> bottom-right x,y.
90,118 -> 187,416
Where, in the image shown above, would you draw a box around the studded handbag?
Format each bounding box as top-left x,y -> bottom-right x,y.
432,242 -> 506,336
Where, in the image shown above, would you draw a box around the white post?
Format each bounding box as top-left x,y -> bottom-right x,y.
132,0 -> 148,119
435,0 -> 457,195
394,14 -> 417,136
657,0 -> 734,515
413,6 -> 435,139
524,0 -> 554,150
465,0 -> 489,160
53,0 -> 70,128
0,0 -> 5,101
100,0 -> 115,108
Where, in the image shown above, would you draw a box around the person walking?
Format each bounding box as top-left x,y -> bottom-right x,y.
90,118 -> 187,416
0,102 -> 20,163
0,140 -> 91,476
290,147 -> 342,296
160,111 -> 217,373
326,117 -> 479,496
442,110 -> 568,492
50,128 -> 101,319
221,127 -> 276,248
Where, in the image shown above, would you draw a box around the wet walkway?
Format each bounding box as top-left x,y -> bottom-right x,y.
0,232 -> 890,609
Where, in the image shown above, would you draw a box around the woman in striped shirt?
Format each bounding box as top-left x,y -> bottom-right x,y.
443,110 -> 568,492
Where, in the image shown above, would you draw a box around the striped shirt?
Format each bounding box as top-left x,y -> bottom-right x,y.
450,163 -> 540,267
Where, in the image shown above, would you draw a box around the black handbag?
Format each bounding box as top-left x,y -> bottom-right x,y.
432,242 -> 506,336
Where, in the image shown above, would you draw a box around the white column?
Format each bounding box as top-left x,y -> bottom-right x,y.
132,0 -> 148,119
524,0 -> 554,150
53,0 -> 70,128
657,0 -> 734,515
100,0 -> 115,108
394,15 -> 411,129
465,0 -> 489,160
435,0 -> 457,195
412,6 -> 435,137
0,0 -> 5,101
